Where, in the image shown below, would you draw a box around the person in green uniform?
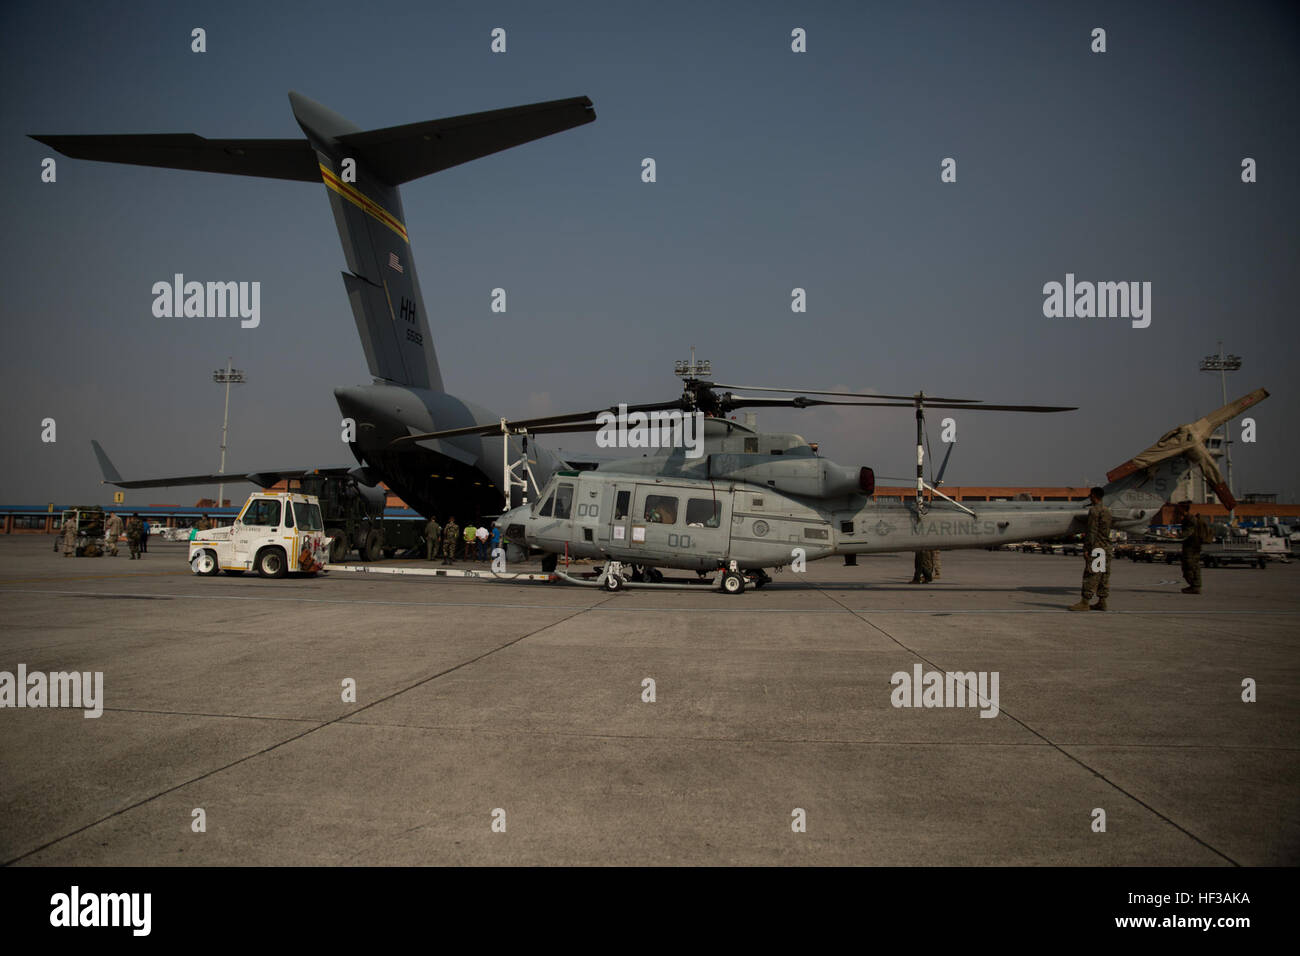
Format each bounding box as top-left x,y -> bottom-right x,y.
1070,487 -> 1112,611
1177,500 -> 1210,594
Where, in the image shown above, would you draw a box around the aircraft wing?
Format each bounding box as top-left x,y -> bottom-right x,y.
91,440 -> 356,489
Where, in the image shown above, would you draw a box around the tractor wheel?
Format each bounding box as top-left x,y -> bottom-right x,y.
360,530 -> 381,562
328,531 -> 347,563
256,547 -> 287,579
191,549 -> 219,576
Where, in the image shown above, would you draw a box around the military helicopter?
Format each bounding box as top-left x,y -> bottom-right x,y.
398,353 -> 1270,593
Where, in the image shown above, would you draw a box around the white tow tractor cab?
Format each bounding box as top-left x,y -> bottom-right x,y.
188,492 -> 330,578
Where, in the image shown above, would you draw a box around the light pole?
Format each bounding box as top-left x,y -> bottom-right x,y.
213,359 -> 246,509
1199,342 -> 1241,505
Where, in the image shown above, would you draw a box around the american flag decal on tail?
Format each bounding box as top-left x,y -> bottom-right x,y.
388,252 -> 403,273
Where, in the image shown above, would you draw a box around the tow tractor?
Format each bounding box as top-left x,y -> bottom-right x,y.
188,491 -> 329,578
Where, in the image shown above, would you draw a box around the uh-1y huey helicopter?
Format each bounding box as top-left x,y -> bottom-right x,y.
396,354 -> 1269,594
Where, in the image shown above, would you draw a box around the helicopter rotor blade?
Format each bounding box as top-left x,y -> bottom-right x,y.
934,440 -> 956,485
708,383 -> 982,403
391,399 -> 685,446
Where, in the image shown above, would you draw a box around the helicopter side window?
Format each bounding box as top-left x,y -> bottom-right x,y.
614,491 -> 631,520
685,499 -> 721,528
553,483 -> 575,520
644,494 -> 678,525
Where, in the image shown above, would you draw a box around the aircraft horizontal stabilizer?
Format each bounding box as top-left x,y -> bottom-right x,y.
29,134 -> 319,181
1105,387 -> 1268,510
335,96 -> 595,185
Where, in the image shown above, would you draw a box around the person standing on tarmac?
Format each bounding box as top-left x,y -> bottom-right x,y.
104,512 -> 124,556
126,513 -> 144,560
441,517 -> 459,565
1176,500 -> 1210,594
424,516 -> 442,561
61,515 -> 77,557
1069,487 -> 1112,612
462,522 -> 476,561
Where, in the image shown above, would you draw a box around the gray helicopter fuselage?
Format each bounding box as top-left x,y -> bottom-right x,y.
500,453 -> 1189,574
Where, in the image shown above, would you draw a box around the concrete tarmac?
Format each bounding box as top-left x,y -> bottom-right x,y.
1,537 -> 1296,866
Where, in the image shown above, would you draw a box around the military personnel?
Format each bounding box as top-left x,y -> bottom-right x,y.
441,516 -> 459,564
197,514 -> 212,532
931,550 -> 942,579
424,516 -> 442,561
61,515 -> 78,557
104,512 -> 124,556
910,549 -> 935,584
126,513 -> 144,560
1177,500 -> 1210,594
1069,487 -> 1112,611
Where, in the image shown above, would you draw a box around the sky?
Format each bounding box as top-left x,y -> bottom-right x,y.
2,0 -> 1297,506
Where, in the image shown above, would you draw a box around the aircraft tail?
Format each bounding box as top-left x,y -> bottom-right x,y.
1103,387 -> 1268,512
32,94 -> 596,391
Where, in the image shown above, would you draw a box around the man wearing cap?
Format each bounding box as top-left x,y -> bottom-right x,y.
1176,500 -> 1210,594
1069,486 -> 1112,611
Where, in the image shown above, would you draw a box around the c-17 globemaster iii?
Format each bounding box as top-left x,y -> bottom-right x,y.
490,388 -> 1268,593
34,91 -> 597,532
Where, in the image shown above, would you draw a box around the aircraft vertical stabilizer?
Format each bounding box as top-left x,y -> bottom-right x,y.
31,93 -> 596,393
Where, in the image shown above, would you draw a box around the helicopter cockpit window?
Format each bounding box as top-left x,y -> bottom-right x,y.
553,483 -> 575,520
686,499 -> 721,528
538,490 -> 555,518
614,491 -> 631,520
644,494 -> 678,525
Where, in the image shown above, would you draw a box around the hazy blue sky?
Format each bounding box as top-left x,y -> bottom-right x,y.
2,0 -> 1297,505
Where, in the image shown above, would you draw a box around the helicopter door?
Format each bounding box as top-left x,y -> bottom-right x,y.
682,493 -> 729,561
607,484 -> 635,551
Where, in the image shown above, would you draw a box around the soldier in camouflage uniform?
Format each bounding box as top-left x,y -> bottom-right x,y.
61,516 -> 77,557
104,512 -> 124,556
424,516 -> 442,561
1070,487 -> 1112,611
441,517 -> 459,564
1177,500 -> 1209,594
910,549 -> 935,584
126,513 -> 144,560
